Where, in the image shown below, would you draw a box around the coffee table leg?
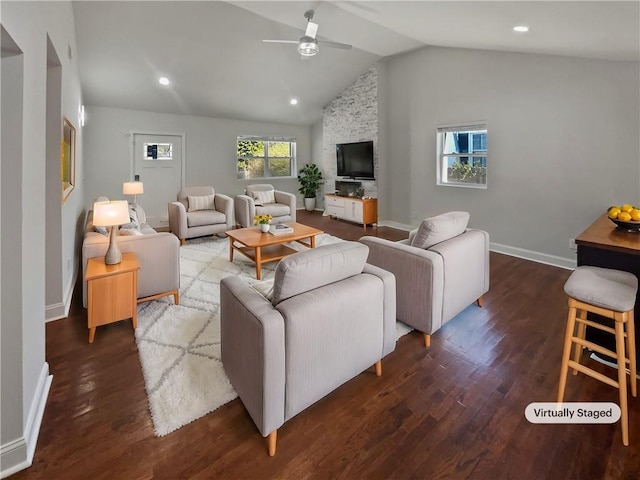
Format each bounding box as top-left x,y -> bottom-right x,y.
310,235 -> 316,248
255,247 -> 262,280
229,238 -> 234,261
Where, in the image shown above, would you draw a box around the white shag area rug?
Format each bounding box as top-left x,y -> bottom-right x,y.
135,234 -> 412,436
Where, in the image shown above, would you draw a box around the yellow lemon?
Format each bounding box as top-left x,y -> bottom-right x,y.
608,207 -> 621,219
621,204 -> 634,213
618,211 -> 632,222
631,209 -> 640,221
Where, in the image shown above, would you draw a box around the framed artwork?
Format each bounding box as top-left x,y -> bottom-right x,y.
62,117 -> 76,202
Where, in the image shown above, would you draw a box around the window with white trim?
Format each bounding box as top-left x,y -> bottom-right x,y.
237,136 -> 296,179
436,123 -> 487,188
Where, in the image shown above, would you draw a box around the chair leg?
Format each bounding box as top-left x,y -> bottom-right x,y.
627,310 -> 637,398
476,296 -> 483,307
267,430 -> 277,457
180,238 -> 185,246
173,291 -> 180,305
557,301 -> 577,403
375,360 -> 382,377
423,333 -> 431,348
614,315 -> 629,446
572,309 -> 586,375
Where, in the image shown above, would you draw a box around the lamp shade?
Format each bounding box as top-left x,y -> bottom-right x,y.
123,181 -> 144,195
92,200 -> 130,227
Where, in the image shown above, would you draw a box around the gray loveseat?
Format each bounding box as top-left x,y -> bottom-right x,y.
220,241 -> 396,456
82,203 -> 180,308
361,211 -> 490,348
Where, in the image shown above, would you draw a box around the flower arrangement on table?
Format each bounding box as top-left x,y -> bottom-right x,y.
254,214 -> 273,232
254,214 -> 273,225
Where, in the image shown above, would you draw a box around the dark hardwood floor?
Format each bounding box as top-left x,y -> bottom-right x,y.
13,210 -> 640,479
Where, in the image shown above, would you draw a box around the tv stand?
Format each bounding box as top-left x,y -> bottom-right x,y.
324,194 -> 378,231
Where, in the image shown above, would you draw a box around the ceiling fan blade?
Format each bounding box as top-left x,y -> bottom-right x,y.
262,40 -> 299,44
305,21 -> 318,39
318,40 -> 352,50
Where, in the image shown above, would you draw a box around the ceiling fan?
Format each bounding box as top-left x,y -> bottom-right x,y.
262,10 -> 352,57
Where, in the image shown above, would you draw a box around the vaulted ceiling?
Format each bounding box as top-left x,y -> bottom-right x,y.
73,1 -> 639,126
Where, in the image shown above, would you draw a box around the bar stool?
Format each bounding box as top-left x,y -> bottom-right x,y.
557,265 -> 637,445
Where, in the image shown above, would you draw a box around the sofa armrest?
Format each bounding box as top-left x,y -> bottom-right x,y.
274,190 -> 296,223
220,276 -> 286,436
363,263 -> 397,357
359,236 -> 445,335
214,193 -> 234,229
82,232 -> 180,308
234,194 -> 255,228
168,201 -> 188,239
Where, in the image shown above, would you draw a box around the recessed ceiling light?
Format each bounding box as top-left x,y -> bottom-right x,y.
290,98 -> 298,105
513,26 -> 530,33
159,76 -> 170,86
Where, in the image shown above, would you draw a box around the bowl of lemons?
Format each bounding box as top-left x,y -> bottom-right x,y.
607,204 -> 640,232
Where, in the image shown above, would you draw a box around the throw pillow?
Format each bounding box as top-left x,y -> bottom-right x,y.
411,211 -> 470,249
93,225 -> 109,236
253,189 -> 275,206
120,203 -> 140,230
118,227 -> 144,236
188,194 -> 215,212
131,203 -> 146,225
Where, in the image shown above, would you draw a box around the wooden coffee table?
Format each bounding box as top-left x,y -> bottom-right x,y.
226,222 -> 324,279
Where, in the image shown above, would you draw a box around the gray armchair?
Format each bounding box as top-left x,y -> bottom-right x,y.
234,184 -> 296,228
168,186 -> 234,245
360,211 -> 490,348
220,241 -> 396,456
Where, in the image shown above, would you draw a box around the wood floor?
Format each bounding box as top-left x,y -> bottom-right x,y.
14,210 -> 640,479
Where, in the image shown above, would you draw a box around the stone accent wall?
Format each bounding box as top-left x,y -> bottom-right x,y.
321,64 -> 378,206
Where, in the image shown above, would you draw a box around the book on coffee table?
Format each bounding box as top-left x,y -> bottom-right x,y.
269,224 -> 294,235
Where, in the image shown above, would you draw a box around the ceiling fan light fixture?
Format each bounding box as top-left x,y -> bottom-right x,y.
298,36 -> 319,56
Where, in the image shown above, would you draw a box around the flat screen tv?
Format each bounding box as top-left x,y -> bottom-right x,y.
336,140 -> 375,179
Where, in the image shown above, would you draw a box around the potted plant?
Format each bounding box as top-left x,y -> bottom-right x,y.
298,163 -> 323,211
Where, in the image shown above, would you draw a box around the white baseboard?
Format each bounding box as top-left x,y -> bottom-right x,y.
490,242 -> 576,270
45,265 -> 77,322
378,220 -> 413,231
1,363 -> 52,479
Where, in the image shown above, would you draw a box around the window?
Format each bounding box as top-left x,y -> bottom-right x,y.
436,123 -> 487,188
237,136 -> 296,179
144,142 -> 173,160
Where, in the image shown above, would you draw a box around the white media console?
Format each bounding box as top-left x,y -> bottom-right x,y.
324,194 -> 378,231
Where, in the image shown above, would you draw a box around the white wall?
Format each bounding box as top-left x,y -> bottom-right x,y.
83,106 -> 311,209
1,1 -> 84,476
382,46 -> 640,266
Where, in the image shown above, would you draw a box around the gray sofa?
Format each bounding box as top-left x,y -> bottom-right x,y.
168,186 -> 234,245
82,204 -> 180,308
220,241 -> 396,456
360,211 -> 490,347
234,184 -> 296,228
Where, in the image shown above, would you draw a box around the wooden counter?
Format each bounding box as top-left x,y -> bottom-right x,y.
575,213 -> 640,366
575,213 -> 640,255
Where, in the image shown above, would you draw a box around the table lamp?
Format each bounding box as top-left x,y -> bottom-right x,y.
92,200 -> 130,265
123,181 -> 144,204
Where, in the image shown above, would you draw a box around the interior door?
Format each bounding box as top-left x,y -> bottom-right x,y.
133,133 -> 183,228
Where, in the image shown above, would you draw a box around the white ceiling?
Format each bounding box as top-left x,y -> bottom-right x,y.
73,1 -> 640,126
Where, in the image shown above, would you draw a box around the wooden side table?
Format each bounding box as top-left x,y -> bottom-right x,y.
85,252 -> 140,343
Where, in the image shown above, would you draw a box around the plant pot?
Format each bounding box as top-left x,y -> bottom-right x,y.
260,223 -> 270,233
304,197 -> 316,212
